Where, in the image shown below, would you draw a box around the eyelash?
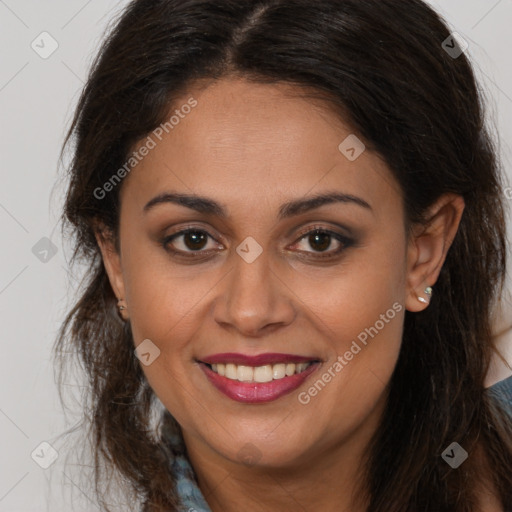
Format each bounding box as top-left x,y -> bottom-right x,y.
161,225 -> 354,261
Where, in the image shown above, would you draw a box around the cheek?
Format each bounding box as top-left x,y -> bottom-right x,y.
293,285 -> 404,441
124,263 -> 208,425
121,234 -> 217,347
291,233 -> 407,418
121,248 -> 225,414
288,231 -> 406,349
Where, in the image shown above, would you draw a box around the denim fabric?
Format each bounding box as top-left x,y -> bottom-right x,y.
165,374 -> 512,511
163,429 -> 213,512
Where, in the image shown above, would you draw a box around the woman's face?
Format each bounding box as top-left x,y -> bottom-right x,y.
99,77 -> 431,469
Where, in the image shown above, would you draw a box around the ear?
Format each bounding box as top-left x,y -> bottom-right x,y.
405,193 -> 465,312
92,219 -> 128,320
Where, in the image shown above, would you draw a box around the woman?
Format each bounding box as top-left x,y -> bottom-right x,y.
55,0 -> 512,510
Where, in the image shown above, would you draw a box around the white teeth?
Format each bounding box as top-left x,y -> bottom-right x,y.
209,362 -> 313,382
237,365 -> 253,382
253,365 -> 273,383
225,363 -> 237,380
273,363 -> 286,379
285,363 -> 295,376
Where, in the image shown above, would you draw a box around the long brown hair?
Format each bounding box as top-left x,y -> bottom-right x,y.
55,0 -> 512,510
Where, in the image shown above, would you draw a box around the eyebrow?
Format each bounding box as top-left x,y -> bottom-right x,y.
143,191 -> 372,219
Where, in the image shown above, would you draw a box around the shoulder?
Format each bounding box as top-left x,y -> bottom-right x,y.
487,374 -> 512,414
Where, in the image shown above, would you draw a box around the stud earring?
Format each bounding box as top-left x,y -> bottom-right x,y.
117,299 -> 126,311
417,286 -> 433,305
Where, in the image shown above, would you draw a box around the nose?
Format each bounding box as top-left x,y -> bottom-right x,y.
212,247 -> 296,338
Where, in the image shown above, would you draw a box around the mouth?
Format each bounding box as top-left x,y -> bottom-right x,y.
197,353 -> 321,403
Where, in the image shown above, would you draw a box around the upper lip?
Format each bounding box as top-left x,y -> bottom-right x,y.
199,352 -> 319,366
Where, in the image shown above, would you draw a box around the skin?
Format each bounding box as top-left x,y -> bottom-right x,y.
94,77 -> 493,511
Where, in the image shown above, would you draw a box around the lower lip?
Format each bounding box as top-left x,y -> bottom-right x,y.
199,362 -> 319,403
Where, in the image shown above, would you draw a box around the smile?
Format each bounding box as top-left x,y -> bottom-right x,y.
198,353 -> 320,403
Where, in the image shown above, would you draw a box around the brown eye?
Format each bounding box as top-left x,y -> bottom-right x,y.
306,231 -> 332,252
292,228 -> 353,258
181,230 -> 209,251
162,229 -> 219,256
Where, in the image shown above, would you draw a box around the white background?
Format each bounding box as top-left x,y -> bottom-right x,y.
1,1 -> 511,510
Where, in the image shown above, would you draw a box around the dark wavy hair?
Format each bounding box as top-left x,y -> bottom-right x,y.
55,0 -> 512,510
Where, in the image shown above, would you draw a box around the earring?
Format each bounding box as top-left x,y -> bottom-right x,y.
117,299 -> 126,311
417,286 -> 433,305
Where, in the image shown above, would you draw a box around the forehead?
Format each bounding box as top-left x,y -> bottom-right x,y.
120,77 -> 401,221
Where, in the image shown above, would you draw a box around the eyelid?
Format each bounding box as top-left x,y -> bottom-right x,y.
294,223 -> 347,240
